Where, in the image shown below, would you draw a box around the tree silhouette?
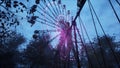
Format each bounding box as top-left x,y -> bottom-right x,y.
24,31 -> 54,68
0,31 -> 26,68
82,35 -> 120,68
0,0 -> 27,45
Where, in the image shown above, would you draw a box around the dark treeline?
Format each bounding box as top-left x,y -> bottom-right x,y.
0,30 -> 120,68
0,0 -> 120,68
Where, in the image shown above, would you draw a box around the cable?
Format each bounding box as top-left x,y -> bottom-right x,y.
116,0 -> 120,7
48,33 -> 60,44
36,20 -> 57,28
72,24 -> 81,68
37,16 -> 60,28
76,26 -> 93,68
47,0 -> 58,16
78,16 -> 85,43
88,0 -> 107,68
79,16 -> 102,68
41,1 -> 58,20
37,7 -> 56,22
89,0 -> 120,67
108,0 -> 120,23
57,0 -> 62,14
53,1 -> 61,15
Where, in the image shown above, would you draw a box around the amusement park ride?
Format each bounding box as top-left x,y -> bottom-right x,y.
31,0 -> 120,68
0,0 -> 120,68
32,0 -> 87,68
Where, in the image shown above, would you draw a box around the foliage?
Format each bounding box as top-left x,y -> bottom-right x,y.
0,31 -> 26,68
24,32 -> 54,68
0,0 -> 27,45
81,35 -> 120,68
0,1 -> 27,67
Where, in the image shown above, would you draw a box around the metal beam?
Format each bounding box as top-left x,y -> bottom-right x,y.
74,0 -> 86,21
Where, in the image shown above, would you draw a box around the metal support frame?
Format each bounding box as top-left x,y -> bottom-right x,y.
70,0 -> 86,68
74,0 -> 86,21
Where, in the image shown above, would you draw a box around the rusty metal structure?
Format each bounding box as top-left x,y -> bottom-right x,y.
31,0 -> 120,68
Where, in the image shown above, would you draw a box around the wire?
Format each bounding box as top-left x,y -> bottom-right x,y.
37,16 -> 60,28
79,16 -> 102,67
41,1 -> 57,20
53,1 -> 60,15
89,0 -> 120,67
76,26 -> 93,68
88,0 -> 107,68
72,24 -> 81,68
78,16 -> 85,42
48,33 -> 60,44
36,20 -> 57,28
116,0 -> 120,7
57,0 -> 62,14
108,0 -> 120,23
47,0 -> 58,16
38,4 -> 57,22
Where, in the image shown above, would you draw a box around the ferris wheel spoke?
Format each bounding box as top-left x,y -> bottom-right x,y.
37,5 -> 56,22
63,5 -> 69,22
53,0 -> 61,15
62,5 -> 65,15
48,33 -> 60,44
37,16 -> 60,28
36,20 -> 57,28
57,0 -> 62,14
37,29 -> 60,32
47,0 -> 59,16
41,1 -> 58,19
36,10 -> 57,23
45,5 -> 57,19
34,0 -> 74,62
37,5 -> 57,21
64,5 -> 67,16
75,26 -> 93,68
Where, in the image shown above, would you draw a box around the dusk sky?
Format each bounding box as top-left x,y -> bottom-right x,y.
16,0 -> 120,48
1,0 -> 120,67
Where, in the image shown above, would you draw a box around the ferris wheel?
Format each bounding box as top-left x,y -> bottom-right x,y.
28,0 -> 81,60
27,0 -> 120,68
